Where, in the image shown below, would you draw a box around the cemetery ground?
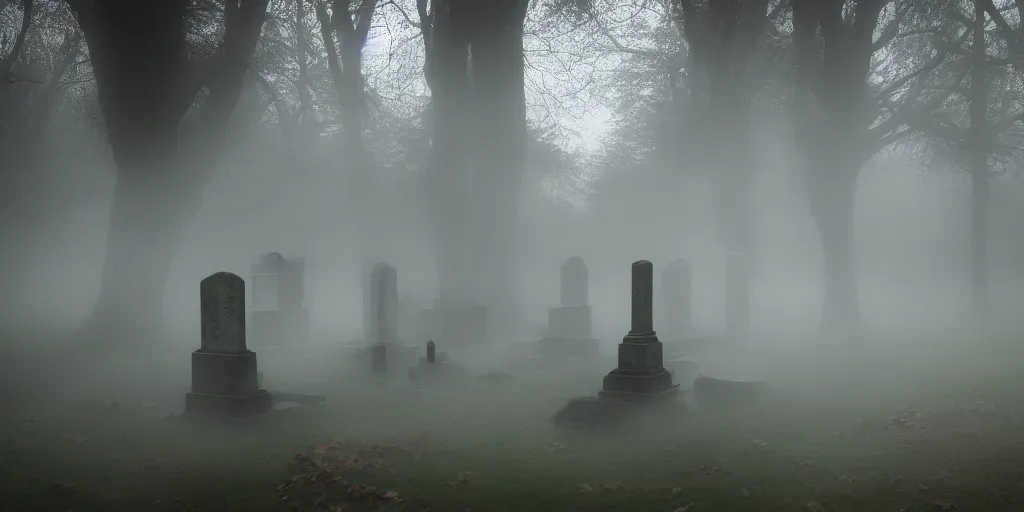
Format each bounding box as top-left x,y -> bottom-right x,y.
3,330 -> 1024,511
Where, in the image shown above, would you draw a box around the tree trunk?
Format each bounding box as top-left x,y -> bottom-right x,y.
88,120 -> 187,346
465,0 -> 528,325
807,156 -> 860,339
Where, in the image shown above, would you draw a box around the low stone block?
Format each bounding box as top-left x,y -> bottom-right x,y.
616,338 -> 665,374
600,368 -> 677,396
190,349 -> 260,396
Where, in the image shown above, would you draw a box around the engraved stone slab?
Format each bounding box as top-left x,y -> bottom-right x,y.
200,272 -> 247,353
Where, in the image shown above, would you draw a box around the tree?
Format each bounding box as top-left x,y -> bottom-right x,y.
789,0 -> 949,338
65,0 -> 270,346
417,0 -> 530,322
894,0 -> 1024,317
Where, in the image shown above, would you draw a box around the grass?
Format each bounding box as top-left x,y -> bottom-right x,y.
3,333 -> 1024,511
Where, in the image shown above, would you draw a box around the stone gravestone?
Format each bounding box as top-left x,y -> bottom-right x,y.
537,257 -> 599,358
185,272 -> 272,416
366,262 -> 417,374
598,260 -> 679,402
725,252 -> 749,341
250,252 -> 310,346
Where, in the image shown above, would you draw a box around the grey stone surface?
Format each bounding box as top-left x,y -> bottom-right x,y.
200,272 -> 247,353
547,305 -> 592,340
628,260 -> 655,337
426,340 -> 436,363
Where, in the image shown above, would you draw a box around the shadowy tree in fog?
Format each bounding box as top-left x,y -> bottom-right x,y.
789,0 -> 950,338
416,0 -> 529,319
895,0 -> 1024,317
671,0 -> 777,268
65,0 -> 269,346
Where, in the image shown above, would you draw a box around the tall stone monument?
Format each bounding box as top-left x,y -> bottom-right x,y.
250,252 -> 309,346
538,257 -> 599,358
185,272 -> 272,416
598,260 -> 678,402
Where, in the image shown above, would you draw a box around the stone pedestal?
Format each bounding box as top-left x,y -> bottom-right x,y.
185,349 -> 271,416
599,333 -> 678,403
251,308 -> 310,347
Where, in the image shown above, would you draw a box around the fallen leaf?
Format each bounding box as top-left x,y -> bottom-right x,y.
603,481 -> 621,490
579,483 -> 594,493
806,501 -> 825,512
670,487 -> 683,497
673,502 -> 695,512
932,499 -> 956,511
750,438 -> 768,447
741,488 -> 750,498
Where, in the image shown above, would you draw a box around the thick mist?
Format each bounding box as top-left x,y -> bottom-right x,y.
5,1 -> 1024,511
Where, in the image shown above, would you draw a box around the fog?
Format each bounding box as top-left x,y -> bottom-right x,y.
4,1 -> 1024,510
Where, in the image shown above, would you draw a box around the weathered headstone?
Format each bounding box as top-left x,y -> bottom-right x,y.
369,262 -> 399,344
185,272 -> 272,417
725,252 -> 749,341
661,259 -> 692,340
538,257 -> 598,358
598,260 -> 678,402
250,252 -> 309,346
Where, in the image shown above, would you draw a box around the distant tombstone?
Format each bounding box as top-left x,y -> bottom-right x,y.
539,257 -> 597,358
200,272 -> 247,353
725,252 -> 749,341
561,257 -> 588,307
426,340 -> 436,364
186,272 -> 272,417
661,259 -> 692,340
250,252 -> 309,346
369,262 -> 399,344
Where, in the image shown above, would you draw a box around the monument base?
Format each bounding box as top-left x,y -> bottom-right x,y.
186,349 -> 271,417
537,336 -> 600,358
601,361 -> 679,397
185,389 -> 273,417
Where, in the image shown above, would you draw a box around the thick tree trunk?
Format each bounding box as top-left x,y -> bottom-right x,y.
968,0 -> 990,319
88,122 -> 187,346
466,0 -> 527,325
807,156 -> 860,339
